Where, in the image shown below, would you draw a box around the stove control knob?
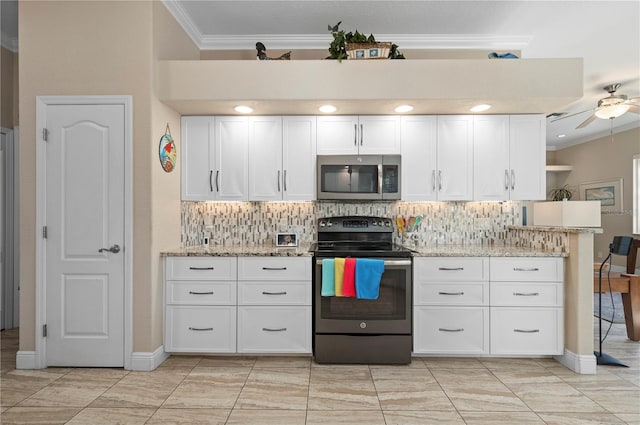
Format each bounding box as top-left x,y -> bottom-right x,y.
360,321 -> 367,329
384,220 -> 391,227
327,221 -> 333,227
319,220 -> 326,227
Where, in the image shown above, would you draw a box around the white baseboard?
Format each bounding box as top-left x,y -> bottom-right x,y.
16,351 -> 39,369
554,348 -> 597,374
129,345 -> 169,371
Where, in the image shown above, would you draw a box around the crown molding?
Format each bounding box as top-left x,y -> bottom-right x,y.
547,119 -> 640,151
1,31 -> 18,52
161,0 -> 203,49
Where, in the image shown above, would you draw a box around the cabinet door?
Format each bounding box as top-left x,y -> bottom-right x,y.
181,116 -> 215,201
473,115 -> 510,200
358,116 -> 401,154
282,116 -> 316,200
401,116 -> 437,201
249,116 -> 283,201
509,115 -> 546,200
214,116 -> 249,201
317,116 -> 359,155
436,116 -> 474,201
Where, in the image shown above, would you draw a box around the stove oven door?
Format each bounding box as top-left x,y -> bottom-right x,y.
314,257 -> 412,334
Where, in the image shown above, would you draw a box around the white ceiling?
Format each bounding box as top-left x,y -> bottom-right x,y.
3,1 -> 639,149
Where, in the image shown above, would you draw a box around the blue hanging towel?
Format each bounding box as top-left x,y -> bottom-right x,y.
321,258 -> 336,296
355,258 -> 385,300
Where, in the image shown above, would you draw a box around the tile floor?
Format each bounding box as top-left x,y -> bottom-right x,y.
1,322 -> 639,424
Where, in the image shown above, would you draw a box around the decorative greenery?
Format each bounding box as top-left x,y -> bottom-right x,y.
326,25 -> 405,61
549,184 -> 574,201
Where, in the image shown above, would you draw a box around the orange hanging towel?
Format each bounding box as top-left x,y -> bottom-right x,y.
342,258 -> 356,297
334,257 -> 345,296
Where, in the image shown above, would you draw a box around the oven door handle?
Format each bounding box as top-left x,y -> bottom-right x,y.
315,259 -> 411,266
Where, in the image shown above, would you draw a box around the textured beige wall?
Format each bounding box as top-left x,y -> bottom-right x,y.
18,0 -> 195,354
1,46 -> 18,128
554,128 -> 640,270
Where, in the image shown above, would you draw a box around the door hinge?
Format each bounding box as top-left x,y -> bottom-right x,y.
42,128 -> 49,141
43,324 -> 47,337
42,226 -> 48,239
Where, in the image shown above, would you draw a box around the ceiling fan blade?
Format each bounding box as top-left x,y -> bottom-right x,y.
628,105 -> 640,114
576,113 -> 598,129
550,108 -> 595,122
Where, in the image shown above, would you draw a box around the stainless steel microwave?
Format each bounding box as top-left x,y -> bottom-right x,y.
316,155 -> 401,200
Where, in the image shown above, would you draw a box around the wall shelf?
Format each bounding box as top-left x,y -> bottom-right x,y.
546,165 -> 573,172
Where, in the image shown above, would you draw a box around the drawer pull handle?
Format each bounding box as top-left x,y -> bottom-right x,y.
189,291 -> 214,295
514,329 -> 540,333
513,292 -> 539,296
513,267 -> 539,272
262,327 -> 287,332
262,267 -> 287,271
189,267 -> 214,270
438,328 -> 464,332
438,267 -> 464,271
262,291 -> 287,295
189,327 -> 213,331
438,291 -> 464,296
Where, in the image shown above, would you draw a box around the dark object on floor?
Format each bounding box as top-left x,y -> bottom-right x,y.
594,292 -> 625,324
256,42 -> 291,60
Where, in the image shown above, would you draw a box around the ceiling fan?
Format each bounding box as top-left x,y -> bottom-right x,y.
551,83 -> 640,129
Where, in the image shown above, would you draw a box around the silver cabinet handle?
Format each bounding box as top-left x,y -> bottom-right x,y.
277,170 -> 281,192
514,329 -> 540,333
189,267 -> 214,270
189,291 -> 214,295
99,244 -> 120,254
354,123 -> 357,146
316,259 -> 411,266
262,291 -> 287,295
262,267 -> 287,271
262,328 -> 287,332
360,123 -> 363,146
511,169 -> 515,190
513,268 -> 540,272
283,170 -> 287,191
215,170 -> 220,192
438,291 -> 464,296
513,292 -> 539,296
439,328 -> 464,332
189,327 -> 213,331
432,170 -> 436,192
209,170 -> 214,192
504,170 -> 509,191
438,170 -> 442,191
438,267 -> 464,271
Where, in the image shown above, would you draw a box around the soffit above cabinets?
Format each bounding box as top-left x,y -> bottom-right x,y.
157,58 -> 583,116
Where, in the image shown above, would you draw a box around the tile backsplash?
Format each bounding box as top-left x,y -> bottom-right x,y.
181,201 -> 526,247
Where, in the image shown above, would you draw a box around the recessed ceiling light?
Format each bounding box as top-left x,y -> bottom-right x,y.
234,105 -> 253,114
319,105 -> 337,113
557,134 -> 566,138
470,104 -> 491,112
394,105 -> 414,113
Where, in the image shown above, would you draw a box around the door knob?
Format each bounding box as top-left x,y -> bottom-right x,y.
98,244 -> 120,254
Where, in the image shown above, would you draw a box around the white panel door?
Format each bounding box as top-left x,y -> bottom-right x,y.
437,116 -> 474,201
509,115 -> 546,200
358,116 -> 401,154
249,116 -> 283,201
45,104 -> 124,366
214,116 -> 249,201
282,116 -> 316,201
473,115 -> 510,200
181,116 -> 215,201
316,116 -> 359,155
401,116 -> 437,201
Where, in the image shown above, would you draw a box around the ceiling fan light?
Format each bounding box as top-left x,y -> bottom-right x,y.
595,104 -> 630,119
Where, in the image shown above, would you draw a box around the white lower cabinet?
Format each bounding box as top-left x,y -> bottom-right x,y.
237,306 -> 311,353
165,306 -> 236,353
414,306 -> 489,354
490,307 -> 563,355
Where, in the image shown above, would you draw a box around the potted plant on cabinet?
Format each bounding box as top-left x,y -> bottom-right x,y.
326,23 -> 405,61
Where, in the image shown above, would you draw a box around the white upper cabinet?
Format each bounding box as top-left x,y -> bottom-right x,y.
401,116 -> 438,201
473,115 -> 510,201
436,116 -> 474,201
508,115 -> 546,200
317,115 -> 400,155
248,116 -> 316,201
181,116 -> 215,201
213,116 -> 249,201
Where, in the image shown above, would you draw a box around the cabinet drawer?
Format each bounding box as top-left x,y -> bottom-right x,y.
413,306 -> 489,354
165,306 -> 236,353
238,257 -> 310,281
165,257 -> 237,280
490,257 -> 563,282
490,308 -> 563,355
414,257 -> 488,282
238,281 -> 311,305
414,282 -> 488,306
490,282 -> 562,307
237,306 -> 311,353
166,281 -> 236,305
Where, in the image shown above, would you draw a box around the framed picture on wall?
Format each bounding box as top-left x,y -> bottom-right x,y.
579,178 -> 624,213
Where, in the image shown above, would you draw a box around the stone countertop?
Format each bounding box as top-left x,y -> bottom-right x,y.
408,244 -> 567,257
162,243 -> 314,257
508,225 -> 603,234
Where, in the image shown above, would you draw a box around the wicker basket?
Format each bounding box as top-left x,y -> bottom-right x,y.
346,42 -> 391,60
